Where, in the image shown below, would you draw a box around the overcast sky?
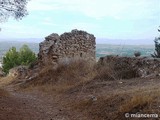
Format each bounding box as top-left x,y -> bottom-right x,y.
0,0 -> 160,43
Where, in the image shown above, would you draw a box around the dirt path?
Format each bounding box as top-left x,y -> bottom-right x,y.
0,85 -> 72,120
1,76 -> 160,120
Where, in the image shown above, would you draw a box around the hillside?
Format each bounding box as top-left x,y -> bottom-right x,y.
0,0 -> 159,119
0,57 -> 160,120
0,36 -> 158,119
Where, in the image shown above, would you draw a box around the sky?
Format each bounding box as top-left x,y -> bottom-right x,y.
0,0 -> 160,44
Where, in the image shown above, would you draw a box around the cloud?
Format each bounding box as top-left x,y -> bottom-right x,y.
69,22 -> 100,32
27,0 -> 60,11
1,0 -> 159,40
27,0 -> 160,20
0,23 -> 47,38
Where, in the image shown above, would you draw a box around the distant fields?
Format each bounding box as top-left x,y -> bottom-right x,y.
96,44 -> 154,59
0,41 -> 155,62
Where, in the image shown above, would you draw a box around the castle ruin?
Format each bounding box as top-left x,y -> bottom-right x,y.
38,29 -> 96,66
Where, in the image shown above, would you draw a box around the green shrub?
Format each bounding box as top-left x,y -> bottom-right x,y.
19,45 -> 37,65
151,27 -> 160,58
134,51 -> 141,57
2,45 -> 37,74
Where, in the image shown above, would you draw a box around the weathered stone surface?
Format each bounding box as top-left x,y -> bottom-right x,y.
9,66 -> 28,78
38,29 -> 96,66
98,55 -> 160,78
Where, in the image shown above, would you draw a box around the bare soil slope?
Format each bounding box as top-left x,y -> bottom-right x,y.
0,76 -> 160,120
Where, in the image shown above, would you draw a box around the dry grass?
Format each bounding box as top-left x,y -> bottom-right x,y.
24,58 -> 96,92
1,57 -> 160,120
69,84 -> 160,120
71,94 -> 126,120
24,56 -> 140,93
119,94 -> 153,113
117,88 -> 160,119
0,76 -> 13,97
18,57 -> 160,119
0,76 -> 15,87
94,63 -> 118,80
23,57 -> 144,95
95,57 -> 139,80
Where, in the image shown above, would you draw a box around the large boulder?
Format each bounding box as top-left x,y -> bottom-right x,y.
38,29 -> 96,67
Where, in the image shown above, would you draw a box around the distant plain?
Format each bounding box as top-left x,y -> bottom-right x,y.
0,41 -> 154,62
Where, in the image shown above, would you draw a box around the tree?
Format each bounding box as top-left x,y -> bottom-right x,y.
19,44 -> 37,65
151,27 -> 160,58
2,44 -> 37,74
134,51 -> 141,57
0,0 -> 29,22
2,47 -> 19,73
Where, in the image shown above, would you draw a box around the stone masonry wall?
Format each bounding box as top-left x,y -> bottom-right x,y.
38,29 -> 96,66
98,55 -> 160,78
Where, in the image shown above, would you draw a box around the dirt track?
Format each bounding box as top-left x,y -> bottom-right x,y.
0,77 -> 160,120
0,86 -> 72,120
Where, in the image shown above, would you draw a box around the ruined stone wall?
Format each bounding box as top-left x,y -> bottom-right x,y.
38,29 -> 96,66
98,55 -> 160,78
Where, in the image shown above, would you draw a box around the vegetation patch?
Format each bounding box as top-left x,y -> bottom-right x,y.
2,44 -> 37,74
24,58 -> 96,92
95,56 -> 139,80
119,94 -> 153,113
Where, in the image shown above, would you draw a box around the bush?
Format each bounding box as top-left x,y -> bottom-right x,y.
2,45 -> 37,74
19,45 -> 37,65
151,27 -> 160,58
134,51 -> 141,57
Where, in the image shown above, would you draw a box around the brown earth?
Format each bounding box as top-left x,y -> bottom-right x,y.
0,75 -> 160,120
